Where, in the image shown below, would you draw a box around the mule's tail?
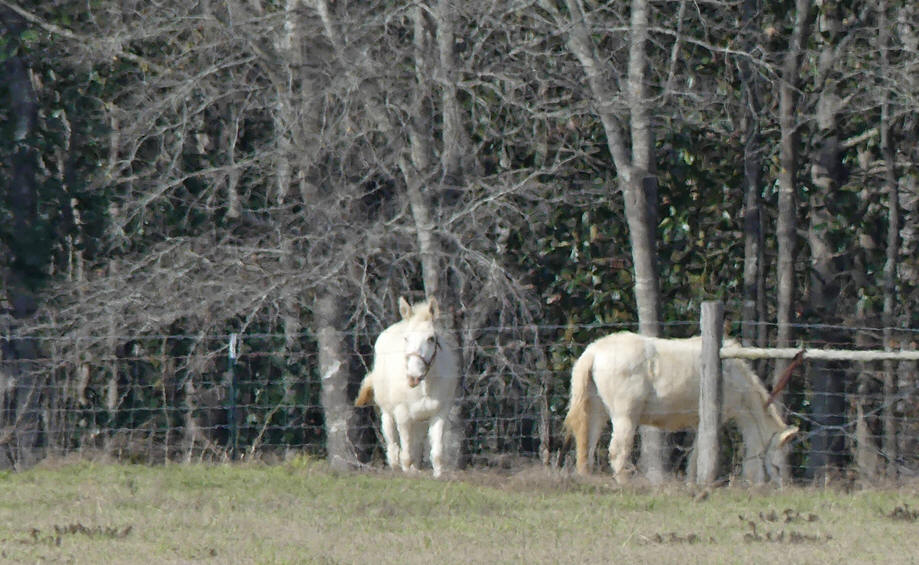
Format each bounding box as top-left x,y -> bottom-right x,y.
564,347 -> 595,475
354,374 -> 374,407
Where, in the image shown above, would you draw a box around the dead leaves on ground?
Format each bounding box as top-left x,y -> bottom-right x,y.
737,502 -> 919,544
885,503 -> 919,522
739,508 -> 829,544
22,523 -> 133,547
641,508 -> 828,546
641,532 -> 716,545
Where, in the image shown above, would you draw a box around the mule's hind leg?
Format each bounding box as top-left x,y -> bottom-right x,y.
380,411 -> 400,471
408,420 -> 426,472
608,415 -> 637,481
585,395 -> 606,473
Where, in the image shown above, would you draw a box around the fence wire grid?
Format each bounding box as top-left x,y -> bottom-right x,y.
1,319 -> 918,482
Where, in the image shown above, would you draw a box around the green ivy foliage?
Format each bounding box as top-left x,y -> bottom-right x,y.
0,13 -> 110,292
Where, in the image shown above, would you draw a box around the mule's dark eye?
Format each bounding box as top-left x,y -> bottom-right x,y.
427,336 -> 435,344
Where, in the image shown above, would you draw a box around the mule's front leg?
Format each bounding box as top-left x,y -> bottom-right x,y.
380,411 -> 400,471
427,415 -> 447,478
395,416 -> 417,473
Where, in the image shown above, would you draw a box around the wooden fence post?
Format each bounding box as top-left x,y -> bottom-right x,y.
697,301 -> 724,485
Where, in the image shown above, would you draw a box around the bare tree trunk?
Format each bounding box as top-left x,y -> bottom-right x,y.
183,376 -> 202,462
435,0 -> 468,186
854,297 -> 880,480
739,0 -> 766,351
878,0 -> 899,479
804,0 -> 854,482
897,335 -> 916,476
280,1 -> 354,462
404,5 -> 442,298
806,99 -> 848,481
220,103 -> 242,220
272,0 -> 301,207
276,0 -> 303,353
104,294 -> 120,456
432,0 -> 467,470
625,0 -> 661,336
403,167 -> 441,297
317,294 -> 358,470
543,0 -> 665,481
771,0 -> 811,482
893,3 -> 918,479
317,0 -> 445,298
774,0 -> 812,386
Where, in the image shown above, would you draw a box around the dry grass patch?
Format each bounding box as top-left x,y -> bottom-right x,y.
0,458 -> 916,564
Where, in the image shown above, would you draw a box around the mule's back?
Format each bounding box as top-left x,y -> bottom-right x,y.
636,335 -> 708,429
588,333 -> 704,429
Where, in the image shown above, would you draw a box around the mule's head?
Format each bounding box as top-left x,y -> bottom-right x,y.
764,424 -> 798,482
399,297 -> 440,388
725,358 -> 798,484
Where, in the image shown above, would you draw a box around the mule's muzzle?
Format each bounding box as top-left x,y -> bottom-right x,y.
406,345 -> 437,388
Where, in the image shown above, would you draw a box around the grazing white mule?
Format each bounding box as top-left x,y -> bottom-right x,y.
565,332 -> 797,484
355,297 -> 459,477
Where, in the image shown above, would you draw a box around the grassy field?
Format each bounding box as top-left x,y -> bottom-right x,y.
0,456 -> 916,564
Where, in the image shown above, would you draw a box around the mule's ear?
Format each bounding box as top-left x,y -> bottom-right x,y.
778,426 -> 797,447
398,296 -> 412,319
428,297 -> 439,318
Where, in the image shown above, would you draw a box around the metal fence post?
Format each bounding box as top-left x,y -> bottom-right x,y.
227,333 -> 239,460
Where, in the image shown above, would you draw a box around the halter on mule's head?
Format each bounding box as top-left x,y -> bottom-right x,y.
399,297 -> 441,388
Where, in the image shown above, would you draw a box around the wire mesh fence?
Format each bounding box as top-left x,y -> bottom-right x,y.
1,320 -> 918,482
